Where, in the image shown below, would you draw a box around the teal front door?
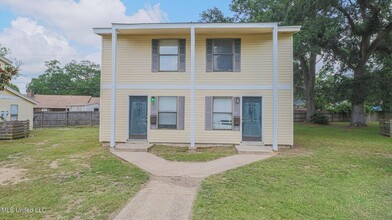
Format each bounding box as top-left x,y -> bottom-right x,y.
242,97 -> 262,141
129,96 -> 147,139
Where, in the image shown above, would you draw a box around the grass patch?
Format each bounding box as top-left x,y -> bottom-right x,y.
148,145 -> 237,162
193,123 -> 392,219
0,127 -> 149,220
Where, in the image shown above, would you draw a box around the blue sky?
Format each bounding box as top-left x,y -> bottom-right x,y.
0,0 -> 232,93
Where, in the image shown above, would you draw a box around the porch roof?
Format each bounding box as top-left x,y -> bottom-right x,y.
93,22 -> 301,35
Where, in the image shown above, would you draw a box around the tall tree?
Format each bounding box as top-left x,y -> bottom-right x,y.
322,0 -> 392,126
27,60 -> 101,96
229,0 -> 336,121
0,45 -> 19,90
199,7 -> 234,23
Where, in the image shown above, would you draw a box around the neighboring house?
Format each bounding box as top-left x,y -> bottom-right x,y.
0,56 -> 13,69
32,95 -> 100,112
0,86 -> 38,130
94,22 -> 300,150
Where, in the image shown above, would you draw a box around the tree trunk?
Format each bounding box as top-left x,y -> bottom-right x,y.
350,67 -> 367,126
351,102 -> 366,126
300,53 -> 317,122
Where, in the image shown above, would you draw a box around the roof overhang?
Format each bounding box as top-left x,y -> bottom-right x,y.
93,23 -> 301,35
4,86 -> 38,105
0,56 -> 13,65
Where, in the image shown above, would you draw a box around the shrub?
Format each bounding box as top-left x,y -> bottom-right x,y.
311,113 -> 329,125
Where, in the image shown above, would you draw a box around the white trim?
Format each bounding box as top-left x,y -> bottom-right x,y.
0,56 -> 12,65
272,24 -> 279,151
102,84 -> 292,90
93,23 -> 301,35
4,86 -> 38,104
117,84 -> 191,90
278,26 -> 302,32
110,27 -> 117,148
190,26 -> 196,149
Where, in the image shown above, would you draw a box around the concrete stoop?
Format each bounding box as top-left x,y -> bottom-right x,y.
113,142 -> 153,152
235,145 -> 275,155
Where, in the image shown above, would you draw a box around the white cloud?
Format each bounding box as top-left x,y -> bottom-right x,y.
0,1 -> 167,93
0,17 -> 80,93
0,0 -> 167,45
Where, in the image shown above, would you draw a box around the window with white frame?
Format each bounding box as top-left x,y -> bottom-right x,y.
10,104 -> 18,121
158,96 -> 177,129
212,97 -> 232,130
159,40 -> 179,71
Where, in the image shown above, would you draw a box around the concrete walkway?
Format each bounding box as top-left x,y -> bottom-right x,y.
111,151 -> 275,220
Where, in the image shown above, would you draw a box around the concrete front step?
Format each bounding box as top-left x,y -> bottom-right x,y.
113,143 -> 153,152
235,145 -> 275,155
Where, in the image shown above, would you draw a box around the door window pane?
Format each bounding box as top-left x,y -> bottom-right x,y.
213,97 -> 232,130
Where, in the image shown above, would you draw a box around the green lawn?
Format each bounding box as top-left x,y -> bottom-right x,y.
149,145 -> 237,162
0,127 -> 149,220
193,123 -> 392,219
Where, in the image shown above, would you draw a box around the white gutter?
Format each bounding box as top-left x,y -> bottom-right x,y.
272,24 -> 279,151
190,26 -> 196,149
110,27 -> 117,148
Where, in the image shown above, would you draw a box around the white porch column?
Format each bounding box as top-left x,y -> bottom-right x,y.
272,23 -> 278,151
190,26 -> 196,149
110,26 -> 117,148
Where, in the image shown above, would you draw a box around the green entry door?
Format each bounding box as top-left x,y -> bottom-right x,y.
129,96 -> 148,139
242,97 -> 262,142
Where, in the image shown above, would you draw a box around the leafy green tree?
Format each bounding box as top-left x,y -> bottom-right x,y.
0,45 -> 19,90
27,60 -> 100,96
321,0 -> 392,126
5,83 -> 20,92
0,44 -> 10,57
199,7 -> 234,23
200,1 -> 337,122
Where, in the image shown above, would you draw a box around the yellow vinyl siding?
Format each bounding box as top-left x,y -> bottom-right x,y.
195,34 -> 274,85
0,90 -> 35,130
99,31 -> 294,146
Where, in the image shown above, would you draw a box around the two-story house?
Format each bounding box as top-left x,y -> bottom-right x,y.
94,23 -> 300,150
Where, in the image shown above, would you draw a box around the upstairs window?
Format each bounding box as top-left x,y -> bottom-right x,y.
159,40 -> 179,71
206,38 -> 241,72
152,39 -> 186,72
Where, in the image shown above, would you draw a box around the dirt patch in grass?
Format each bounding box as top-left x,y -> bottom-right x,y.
49,160 -> 59,169
0,167 -> 28,185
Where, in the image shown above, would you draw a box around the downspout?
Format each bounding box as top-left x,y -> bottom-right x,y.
190,26 -> 196,149
110,26 -> 117,148
272,23 -> 279,151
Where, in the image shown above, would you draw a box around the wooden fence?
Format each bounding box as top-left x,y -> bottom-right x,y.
379,119 -> 391,137
0,120 -> 30,140
294,111 -> 379,123
33,111 -> 99,128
